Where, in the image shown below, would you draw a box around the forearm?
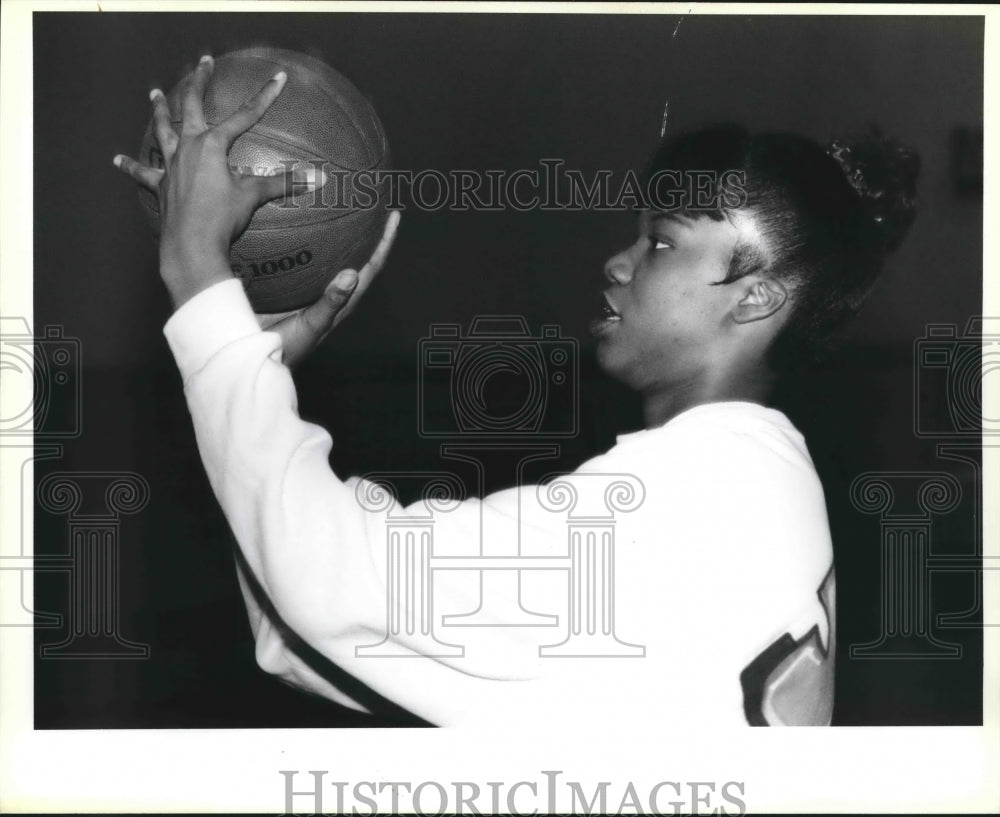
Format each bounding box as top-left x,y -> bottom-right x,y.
232,553 -> 376,714
162,281 -> 602,723
126,60 -> 441,715
158,244 -> 234,310
163,279 -> 385,653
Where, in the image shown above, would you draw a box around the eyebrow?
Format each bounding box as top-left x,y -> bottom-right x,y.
649,212 -> 694,230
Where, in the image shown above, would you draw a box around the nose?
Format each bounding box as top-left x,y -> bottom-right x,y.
603,247 -> 634,285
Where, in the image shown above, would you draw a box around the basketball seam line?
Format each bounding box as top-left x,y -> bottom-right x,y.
168,120 -> 384,172
233,53 -> 381,166
142,199 -> 375,230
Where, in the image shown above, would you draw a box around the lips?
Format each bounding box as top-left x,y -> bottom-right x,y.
590,292 -> 622,335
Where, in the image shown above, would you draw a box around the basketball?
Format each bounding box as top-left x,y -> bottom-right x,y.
138,47 -> 390,313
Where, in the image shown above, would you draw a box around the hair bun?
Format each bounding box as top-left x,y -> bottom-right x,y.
827,126 -> 921,253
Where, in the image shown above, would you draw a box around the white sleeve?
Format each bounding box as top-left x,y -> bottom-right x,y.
163,284 -> 835,728
162,279 -> 573,722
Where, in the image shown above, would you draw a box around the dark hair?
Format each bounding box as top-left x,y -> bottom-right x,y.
643,124 -> 921,369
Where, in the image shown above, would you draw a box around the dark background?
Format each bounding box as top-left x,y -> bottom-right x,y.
32,12 -> 983,727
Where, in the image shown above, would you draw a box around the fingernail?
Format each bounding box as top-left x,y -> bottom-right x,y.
298,167 -> 326,190
307,167 -> 326,190
112,155 -> 123,168
333,270 -> 358,291
149,88 -> 164,102
273,70 -> 288,86
199,54 -> 213,65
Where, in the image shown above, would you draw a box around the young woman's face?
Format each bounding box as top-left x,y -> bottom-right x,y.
592,210 -> 746,392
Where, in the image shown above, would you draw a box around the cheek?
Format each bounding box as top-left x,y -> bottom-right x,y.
637,283 -> 694,333
643,295 -> 720,355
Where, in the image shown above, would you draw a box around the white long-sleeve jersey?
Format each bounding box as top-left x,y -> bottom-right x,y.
164,278 -> 836,728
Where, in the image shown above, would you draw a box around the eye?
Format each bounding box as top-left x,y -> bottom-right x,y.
648,236 -> 674,251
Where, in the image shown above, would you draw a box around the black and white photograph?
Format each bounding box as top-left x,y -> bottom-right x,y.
0,2 -> 996,814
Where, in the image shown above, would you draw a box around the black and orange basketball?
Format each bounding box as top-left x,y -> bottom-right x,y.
138,47 -> 390,313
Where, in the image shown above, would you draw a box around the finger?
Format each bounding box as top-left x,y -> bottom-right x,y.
252,163 -> 326,205
113,154 -> 164,192
215,70 -> 287,148
280,269 -> 359,367
358,210 -> 401,280
181,55 -> 214,135
300,270 -> 358,338
255,308 -> 297,332
324,210 -> 401,332
149,89 -> 179,164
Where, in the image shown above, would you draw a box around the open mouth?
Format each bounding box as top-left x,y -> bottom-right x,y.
590,292 -> 622,335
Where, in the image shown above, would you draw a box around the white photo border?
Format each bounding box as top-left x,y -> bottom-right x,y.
1,2 -> 997,813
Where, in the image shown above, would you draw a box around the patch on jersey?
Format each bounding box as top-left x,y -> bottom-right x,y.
740,567 -> 835,726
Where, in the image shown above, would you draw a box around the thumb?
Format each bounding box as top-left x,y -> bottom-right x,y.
310,269 -> 366,332
281,269 -> 359,368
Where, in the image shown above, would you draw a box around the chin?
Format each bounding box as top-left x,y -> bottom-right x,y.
595,342 -> 631,385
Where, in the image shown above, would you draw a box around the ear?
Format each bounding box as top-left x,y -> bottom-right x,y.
732,278 -> 788,324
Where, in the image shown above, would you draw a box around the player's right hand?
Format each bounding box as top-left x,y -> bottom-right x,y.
113,55 -> 324,310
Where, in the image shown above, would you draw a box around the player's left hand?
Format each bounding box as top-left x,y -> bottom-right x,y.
255,210 -> 401,368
